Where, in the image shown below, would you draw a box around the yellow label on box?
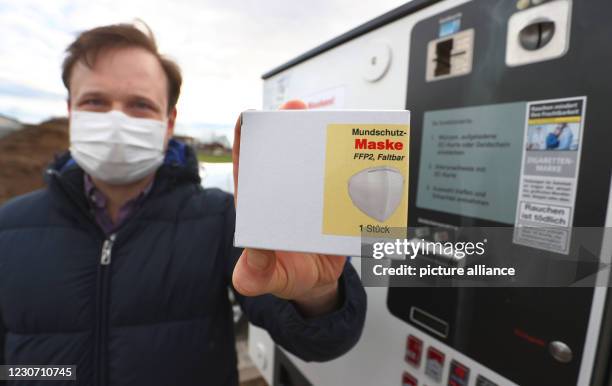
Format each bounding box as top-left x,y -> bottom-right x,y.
322,123 -> 410,236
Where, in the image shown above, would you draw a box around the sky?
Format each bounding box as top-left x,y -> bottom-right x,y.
0,0 -> 409,141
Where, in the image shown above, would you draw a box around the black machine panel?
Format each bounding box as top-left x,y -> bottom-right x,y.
387,1 -> 612,386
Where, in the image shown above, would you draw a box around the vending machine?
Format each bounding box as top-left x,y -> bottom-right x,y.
249,1 -> 612,385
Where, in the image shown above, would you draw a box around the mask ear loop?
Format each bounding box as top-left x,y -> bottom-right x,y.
374,166 -> 404,221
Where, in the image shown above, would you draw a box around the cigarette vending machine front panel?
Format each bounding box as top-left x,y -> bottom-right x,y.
388,1 -> 611,385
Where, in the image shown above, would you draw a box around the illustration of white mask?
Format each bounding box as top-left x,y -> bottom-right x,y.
70,110 -> 167,185
348,166 -> 404,222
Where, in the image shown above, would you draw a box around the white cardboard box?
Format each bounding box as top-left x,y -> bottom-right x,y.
234,110 -> 410,257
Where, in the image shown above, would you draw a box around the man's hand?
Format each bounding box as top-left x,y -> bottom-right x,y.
231,100 -> 345,317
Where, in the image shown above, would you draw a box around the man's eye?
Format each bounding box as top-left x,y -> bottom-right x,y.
133,101 -> 153,110
84,99 -> 104,106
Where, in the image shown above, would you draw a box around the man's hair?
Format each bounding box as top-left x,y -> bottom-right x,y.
61,22 -> 182,113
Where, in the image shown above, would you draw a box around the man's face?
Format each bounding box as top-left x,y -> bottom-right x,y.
68,46 -> 176,141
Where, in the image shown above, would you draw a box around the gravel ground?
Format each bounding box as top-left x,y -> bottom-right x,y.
0,117 -> 69,205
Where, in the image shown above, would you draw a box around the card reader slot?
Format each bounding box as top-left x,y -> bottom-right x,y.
434,38 -> 454,76
410,306 -> 449,339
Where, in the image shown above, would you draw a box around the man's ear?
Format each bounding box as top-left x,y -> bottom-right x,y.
166,107 -> 177,139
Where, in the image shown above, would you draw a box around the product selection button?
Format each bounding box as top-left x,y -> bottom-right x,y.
448,360 -> 470,386
476,375 -> 498,386
424,346 -> 445,382
405,335 -> 423,367
402,371 -> 418,386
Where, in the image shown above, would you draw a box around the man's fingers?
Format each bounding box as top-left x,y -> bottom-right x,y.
232,249 -> 287,296
232,114 -> 242,204
280,100 -> 307,110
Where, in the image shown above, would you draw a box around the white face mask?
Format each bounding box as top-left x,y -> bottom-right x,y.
348,166 -> 404,222
69,110 -> 167,185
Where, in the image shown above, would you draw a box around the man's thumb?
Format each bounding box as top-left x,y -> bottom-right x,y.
245,248 -> 273,270
232,249 -> 280,296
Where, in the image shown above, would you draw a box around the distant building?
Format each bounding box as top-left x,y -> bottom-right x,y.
174,129 -> 232,154
197,133 -> 231,155
208,133 -> 231,149
199,141 -> 231,156
0,114 -> 22,139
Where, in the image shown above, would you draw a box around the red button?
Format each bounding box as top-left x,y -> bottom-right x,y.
402,371 -> 418,386
425,346 -> 445,382
448,360 -> 470,386
405,335 -> 423,367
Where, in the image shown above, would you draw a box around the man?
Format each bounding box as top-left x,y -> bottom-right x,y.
546,123 -> 573,150
0,23 -> 366,386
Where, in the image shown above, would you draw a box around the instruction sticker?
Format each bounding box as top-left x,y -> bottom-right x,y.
439,13 -> 462,37
513,96 -> 586,254
322,123 -> 409,236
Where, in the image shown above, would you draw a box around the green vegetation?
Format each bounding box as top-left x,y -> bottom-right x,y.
197,152 -> 232,163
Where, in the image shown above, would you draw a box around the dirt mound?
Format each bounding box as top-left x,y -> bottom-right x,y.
0,117 -> 69,205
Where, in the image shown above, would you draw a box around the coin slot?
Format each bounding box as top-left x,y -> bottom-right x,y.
519,20 -> 556,51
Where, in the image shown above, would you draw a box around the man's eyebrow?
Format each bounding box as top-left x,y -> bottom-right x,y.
76,91 -> 109,100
